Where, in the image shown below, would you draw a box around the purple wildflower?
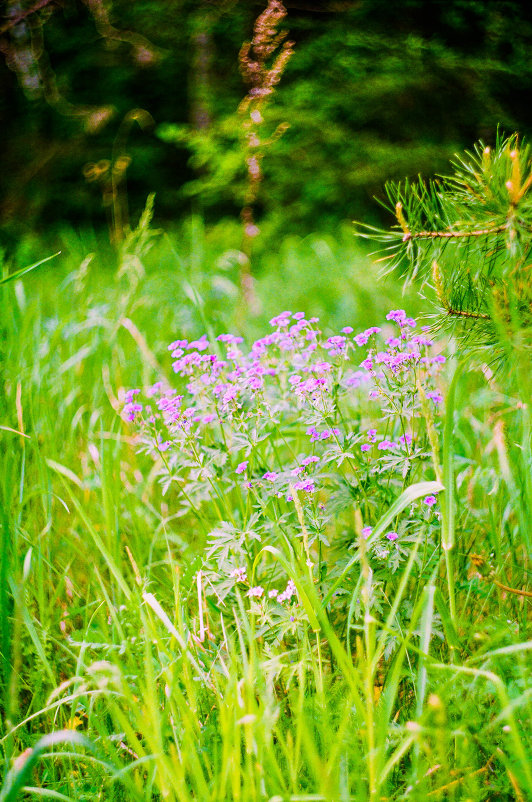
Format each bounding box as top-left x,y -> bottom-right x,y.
324,335 -> 347,351
344,370 -> 370,387
411,335 -> 433,347
269,311 -> 292,327
217,333 -> 244,345
312,361 -> 332,374
307,425 -> 319,441
361,443 -> 371,452
146,382 -> 163,398
188,335 -> 209,351
231,567 -> 247,583
426,391 -> 443,405
354,332 -> 369,347
247,376 -> 263,391
278,579 -> 297,603
168,339 -> 188,351
263,471 -> 278,482
424,495 -> 437,507
386,309 -> 407,325
123,402 -> 143,422
236,461 -> 248,475
385,531 -> 398,541
125,388 -> 141,402
222,386 -> 239,405
293,479 -> 316,493
386,336 -> 402,348
362,526 -> 373,538
378,440 -> 397,450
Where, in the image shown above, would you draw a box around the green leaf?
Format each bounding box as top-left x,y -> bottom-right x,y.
322,480 -> 444,607
433,588 -> 460,650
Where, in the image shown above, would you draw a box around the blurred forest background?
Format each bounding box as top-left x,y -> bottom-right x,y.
2,0 -> 532,249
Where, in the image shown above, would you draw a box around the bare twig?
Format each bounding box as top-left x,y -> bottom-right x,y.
237,0 -> 294,311
402,223 -> 509,243
0,0 -> 57,35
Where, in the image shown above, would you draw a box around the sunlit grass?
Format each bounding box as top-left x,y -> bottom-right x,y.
0,221 -> 529,801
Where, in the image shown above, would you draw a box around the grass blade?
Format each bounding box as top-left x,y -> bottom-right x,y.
322,480 -> 444,608
0,253 -> 60,287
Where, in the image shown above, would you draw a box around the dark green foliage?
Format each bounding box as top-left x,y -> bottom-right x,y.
2,0 -> 532,239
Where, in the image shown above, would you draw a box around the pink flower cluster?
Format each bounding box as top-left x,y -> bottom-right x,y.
122,309 -> 446,560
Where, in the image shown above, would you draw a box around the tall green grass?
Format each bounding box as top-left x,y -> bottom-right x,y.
0,221 -> 530,800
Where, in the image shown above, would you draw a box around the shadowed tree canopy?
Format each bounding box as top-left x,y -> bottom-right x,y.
1,0 -> 532,240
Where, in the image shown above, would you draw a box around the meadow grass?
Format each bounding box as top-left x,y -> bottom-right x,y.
0,220 -> 530,801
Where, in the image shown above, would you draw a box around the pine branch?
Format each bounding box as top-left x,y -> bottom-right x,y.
356,133 -> 532,368
401,223 -> 509,243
